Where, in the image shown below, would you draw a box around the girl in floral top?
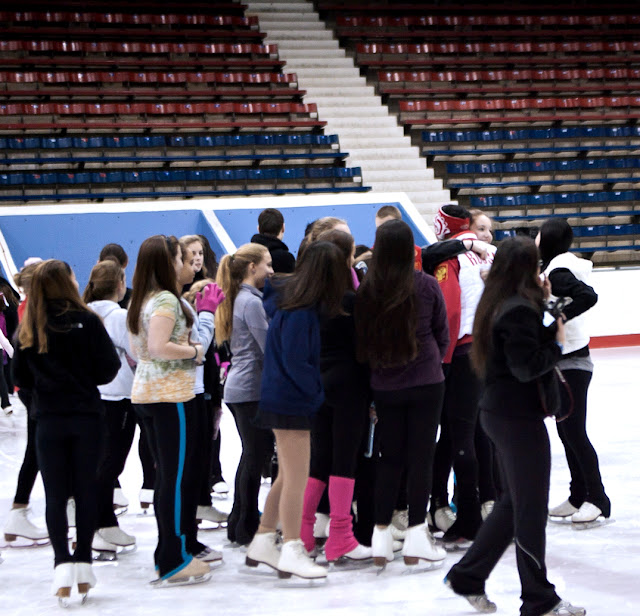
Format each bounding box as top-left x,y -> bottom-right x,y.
127,235 -> 210,588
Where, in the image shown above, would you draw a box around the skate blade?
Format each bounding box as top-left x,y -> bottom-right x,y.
400,559 -> 444,575
572,517 -> 615,531
137,509 -> 154,518
93,551 -> 117,562
2,535 -> 50,548
275,574 -> 327,588
327,557 -> 373,572
197,521 -> 228,531
548,515 -> 574,525
113,506 -> 128,517
150,571 -> 212,588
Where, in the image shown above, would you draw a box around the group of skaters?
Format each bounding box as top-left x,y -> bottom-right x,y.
0,204 -> 609,616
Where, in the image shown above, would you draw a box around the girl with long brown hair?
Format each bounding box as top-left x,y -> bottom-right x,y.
215,243 -> 274,546
355,219 -> 449,569
445,236 -> 585,616
127,235 -> 210,587
12,260 -> 120,606
246,241 -> 350,580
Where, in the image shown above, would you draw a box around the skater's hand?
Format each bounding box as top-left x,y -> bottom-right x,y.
196,283 -> 225,315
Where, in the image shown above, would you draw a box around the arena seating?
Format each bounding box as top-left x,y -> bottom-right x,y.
316,0 -> 640,263
0,1 -> 368,202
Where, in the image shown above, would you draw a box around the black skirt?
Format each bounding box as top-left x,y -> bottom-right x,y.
256,410 -> 313,431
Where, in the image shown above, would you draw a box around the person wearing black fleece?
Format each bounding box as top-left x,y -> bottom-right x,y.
250,208 -> 296,274
445,236 -> 585,616
12,260 -> 120,603
538,219 -> 610,527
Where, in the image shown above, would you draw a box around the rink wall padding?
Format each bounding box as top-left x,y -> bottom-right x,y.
0,193 -> 436,292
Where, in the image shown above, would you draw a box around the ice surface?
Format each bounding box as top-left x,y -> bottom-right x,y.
1,347 -> 638,615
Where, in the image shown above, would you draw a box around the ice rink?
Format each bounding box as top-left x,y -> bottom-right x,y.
1,346 -> 638,615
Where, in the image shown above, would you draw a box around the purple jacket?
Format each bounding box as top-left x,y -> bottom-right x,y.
371,271 -> 449,391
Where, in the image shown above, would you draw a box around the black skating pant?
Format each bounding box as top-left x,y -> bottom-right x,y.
135,401 -> 195,578
227,401 -> 274,545
431,353 -> 484,538
446,411 -> 561,616
36,414 -> 104,566
13,389 -> 39,505
556,369 -> 610,516
95,399 -> 136,530
374,382 -> 444,527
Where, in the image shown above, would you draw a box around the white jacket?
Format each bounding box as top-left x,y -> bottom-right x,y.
544,252 -> 593,355
88,300 -> 134,400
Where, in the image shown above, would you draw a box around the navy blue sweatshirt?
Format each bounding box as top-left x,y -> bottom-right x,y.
259,282 -> 324,417
12,304 -> 120,418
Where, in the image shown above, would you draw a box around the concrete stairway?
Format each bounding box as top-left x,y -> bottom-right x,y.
245,0 -> 450,223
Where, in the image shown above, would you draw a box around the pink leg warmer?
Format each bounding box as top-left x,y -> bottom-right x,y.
324,476 -> 359,562
300,477 -> 326,553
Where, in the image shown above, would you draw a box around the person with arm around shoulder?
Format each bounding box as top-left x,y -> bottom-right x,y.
537,218 -> 610,527
444,236 -> 586,616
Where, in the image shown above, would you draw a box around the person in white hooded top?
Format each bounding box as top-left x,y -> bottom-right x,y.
83,260 -> 137,553
537,218 -> 610,527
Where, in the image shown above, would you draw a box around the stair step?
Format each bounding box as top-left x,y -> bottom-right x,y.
368,180 -> 443,192
275,40 -> 342,50
295,77 -> 368,87
315,104 -> 387,115
303,86 -> 376,97
247,1 -> 313,10
406,190 -> 452,204
279,49 -> 346,58
263,29 -> 335,40
258,18 -> 323,27
325,117 -> 401,129
281,57 -> 354,68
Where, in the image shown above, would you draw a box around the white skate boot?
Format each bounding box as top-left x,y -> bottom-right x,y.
542,599 -> 586,615
92,533 -> 118,561
391,509 -> 408,541
3,506 -> 49,545
277,539 -> 328,580
139,489 -> 154,513
481,500 -> 495,521
402,523 -> 446,567
246,531 -> 280,571
548,499 -> 578,522
113,488 -> 128,516
372,526 -> 395,568
313,512 -> 330,547
76,562 -> 97,604
98,526 -> 136,547
151,558 -> 211,588
212,481 -> 229,497
433,506 -> 457,533
571,502 -> 612,530
196,505 -> 228,529
52,562 -> 75,608
194,545 -> 223,564
445,578 -> 497,613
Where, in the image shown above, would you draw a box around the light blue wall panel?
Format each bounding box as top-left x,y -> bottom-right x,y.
0,210 -> 226,291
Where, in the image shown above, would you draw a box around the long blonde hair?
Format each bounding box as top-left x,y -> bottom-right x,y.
214,243 -> 269,344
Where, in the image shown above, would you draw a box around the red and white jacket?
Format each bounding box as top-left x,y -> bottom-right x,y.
434,231 -> 496,364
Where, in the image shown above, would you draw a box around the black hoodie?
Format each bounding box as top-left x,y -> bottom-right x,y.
12,303 -> 120,418
250,233 -> 295,274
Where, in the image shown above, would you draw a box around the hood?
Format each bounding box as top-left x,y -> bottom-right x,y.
88,300 -> 121,320
547,252 -> 593,278
262,278 -> 282,319
251,233 -> 290,252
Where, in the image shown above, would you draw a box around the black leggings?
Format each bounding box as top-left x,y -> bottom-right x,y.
557,369 -> 610,516
431,353 -> 483,536
13,389 -> 39,505
197,395 -> 215,507
227,401 -> 274,545
374,382 -> 444,528
36,414 -> 104,566
447,411 -> 560,616
310,390 -> 369,481
95,399 -> 136,530
135,401 -> 195,578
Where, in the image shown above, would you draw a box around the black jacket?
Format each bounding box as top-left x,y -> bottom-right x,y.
480,296 -> 562,419
421,239 -> 467,275
250,233 -> 296,274
12,304 -> 120,418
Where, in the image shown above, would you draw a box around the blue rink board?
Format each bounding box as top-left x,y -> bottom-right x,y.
215,201 -> 429,256
0,210 -> 225,292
